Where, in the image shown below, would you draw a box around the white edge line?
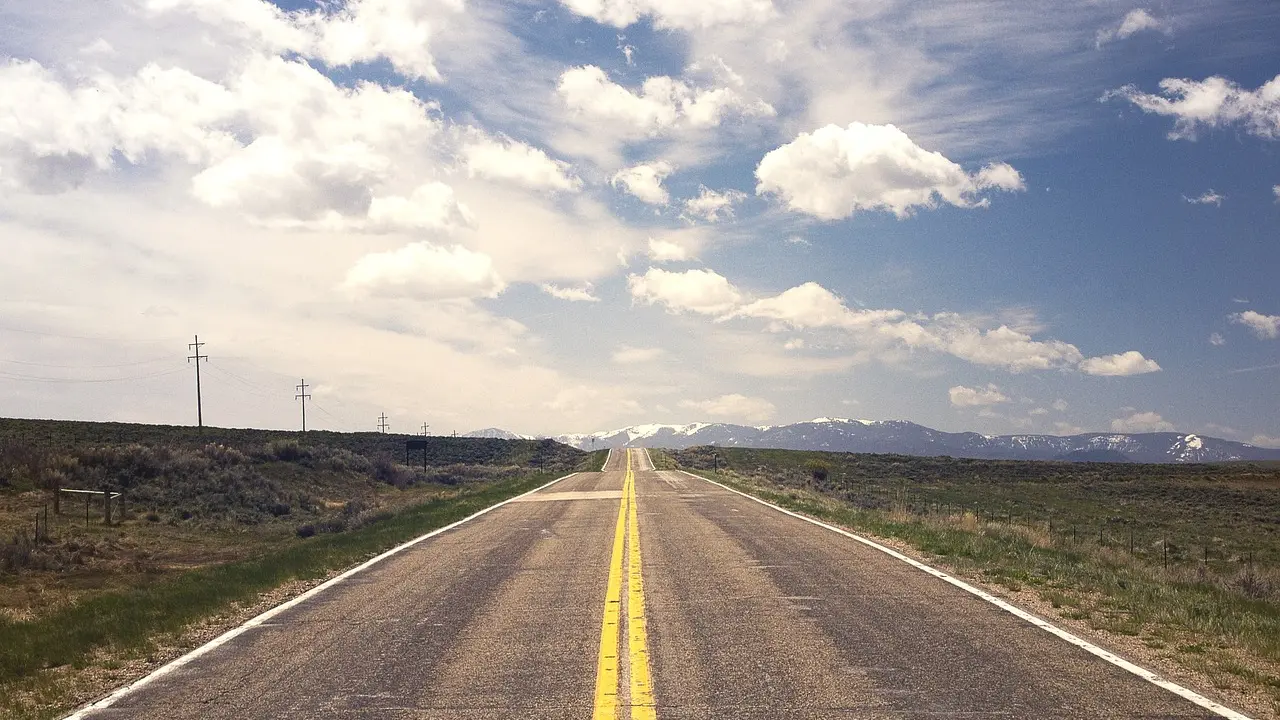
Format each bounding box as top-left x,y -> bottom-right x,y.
679,468 -> 1253,720
63,471 -> 579,720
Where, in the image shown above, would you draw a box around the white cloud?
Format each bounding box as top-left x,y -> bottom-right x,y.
540,283 -> 600,302
628,267 -> 743,316
949,384 -> 1009,408
1111,411 -> 1175,433
678,393 -> 775,423
459,132 -> 581,192
755,122 -> 1024,220
682,186 -> 746,222
724,281 -> 1129,374
557,65 -> 773,135
1183,190 -> 1224,206
1251,434 -> 1280,449
1105,74 -> 1280,140
559,0 -> 774,30
1029,407 -> 1049,416
365,182 -> 473,233
343,242 -> 505,300
1274,185 -> 1280,201
1209,332 -> 1226,346
1096,9 -> 1171,47
785,235 -> 809,245
783,338 -> 805,350
1078,350 -> 1162,376
611,161 -> 673,204
1231,310 -> 1280,339
612,345 -> 664,364
150,0 -> 466,83
647,237 -> 690,262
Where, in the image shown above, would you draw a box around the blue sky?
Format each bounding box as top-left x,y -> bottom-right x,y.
0,0 -> 1276,443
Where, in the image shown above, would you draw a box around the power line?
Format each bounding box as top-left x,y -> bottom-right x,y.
0,325 -> 185,343
187,335 -> 208,429
296,378 -> 311,432
378,413 -> 390,433
0,356 -> 173,369
0,368 -> 185,384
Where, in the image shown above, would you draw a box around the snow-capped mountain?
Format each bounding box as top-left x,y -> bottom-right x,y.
544,418 -> 1280,463
463,427 -> 534,440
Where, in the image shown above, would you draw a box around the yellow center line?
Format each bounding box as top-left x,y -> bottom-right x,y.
592,453 -> 629,719
627,452 -> 657,719
593,449 -> 658,719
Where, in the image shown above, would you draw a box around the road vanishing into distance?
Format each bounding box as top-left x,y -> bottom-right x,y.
74,449 -> 1237,719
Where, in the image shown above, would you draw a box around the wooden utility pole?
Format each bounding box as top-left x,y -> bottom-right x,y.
378,413 -> 390,433
295,379 -> 311,432
187,335 -> 208,428
421,422 -> 430,436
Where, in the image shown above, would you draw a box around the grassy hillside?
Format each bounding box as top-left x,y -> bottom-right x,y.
656,446 -> 1280,716
0,418 -> 601,718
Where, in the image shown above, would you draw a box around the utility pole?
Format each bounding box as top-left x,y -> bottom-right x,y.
187,335 -> 208,428
421,422 -> 430,436
295,379 -> 311,432
378,413 -> 390,433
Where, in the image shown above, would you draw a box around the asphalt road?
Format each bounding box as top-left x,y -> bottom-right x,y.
75,448 -> 1233,719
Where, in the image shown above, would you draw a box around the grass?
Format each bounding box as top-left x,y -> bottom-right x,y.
654,446 -> 1280,717
0,419 -> 605,719
0,470 -> 570,719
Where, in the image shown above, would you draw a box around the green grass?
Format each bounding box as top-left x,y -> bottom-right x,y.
655,448 -> 1280,715
0,470 -> 564,719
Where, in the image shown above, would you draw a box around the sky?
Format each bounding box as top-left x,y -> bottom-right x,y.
0,0 -> 1277,444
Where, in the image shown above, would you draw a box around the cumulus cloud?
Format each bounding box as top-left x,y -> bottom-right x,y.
611,161 -> 673,204
365,182 -> 473,233
1232,310 -> 1280,339
1096,9 -> 1171,46
1209,332 -> 1226,346
1111,411 -> 1175,433
612,345 -> 664,364
678,393 -> 775,423
343,242 -> 505,300
638,271 -> 1158,375
647,237 -> 690,262
628,267 -> 743,315
558,65 -> 773,134
1274,185 -> 1280,201
1105,74 -> 1280,140
755,122 -> 1024,220
1052,399 -> 1069,412
540,283 -> 599,302
949,384 -> 1010,407
559,0 -> 774,29
151,0 -> 465,82
0,54 -> 447,229
1252,434 -> 1280,449
682,186 -> 746,222
1183,190 -> 1224,206
459,132 -> 581,192
1078,350 -> 1162,376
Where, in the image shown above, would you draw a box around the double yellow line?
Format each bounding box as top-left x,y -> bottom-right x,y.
593,449 -> 656,720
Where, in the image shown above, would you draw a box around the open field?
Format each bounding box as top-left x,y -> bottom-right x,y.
0,418 -> 602,719
654,446 -> 1280,717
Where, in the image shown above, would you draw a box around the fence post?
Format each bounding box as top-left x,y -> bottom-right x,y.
1129,526 -> 1134,555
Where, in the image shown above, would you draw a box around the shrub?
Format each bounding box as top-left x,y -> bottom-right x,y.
295,524 -> 316,538
266,440 -> 304,463
804,460 -> 830,483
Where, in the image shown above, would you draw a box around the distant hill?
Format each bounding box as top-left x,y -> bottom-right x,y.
544,418 -> 1280,463
0,417 -> 584,471
463,428 -> 533,440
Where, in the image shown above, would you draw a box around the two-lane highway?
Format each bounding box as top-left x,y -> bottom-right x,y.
73,448 -> 1241,719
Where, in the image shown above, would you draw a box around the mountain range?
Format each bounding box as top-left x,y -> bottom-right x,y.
466,419 -> 1280,463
